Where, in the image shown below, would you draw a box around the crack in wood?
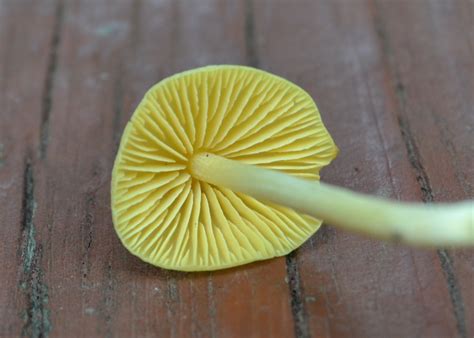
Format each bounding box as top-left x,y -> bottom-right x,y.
131,0 -> 142,50
397,116 -> 434,202
39,0 -> 64,159
245,0 -> 259,68
81,192 -> 95,288
286,252 -> 310,338
397,117 -> 466,337
0,143 -> 4,168
438,250 -> 467,338
112,0 -> 141,149
112,70 -> 124,147
20,160 -> 51,338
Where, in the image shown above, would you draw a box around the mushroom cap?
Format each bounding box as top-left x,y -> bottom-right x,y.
111,65 -> 338,271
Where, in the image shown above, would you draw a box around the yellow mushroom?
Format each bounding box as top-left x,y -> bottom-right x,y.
111,65 -> 473,272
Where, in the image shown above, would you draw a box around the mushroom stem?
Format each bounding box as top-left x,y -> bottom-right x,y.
190,153 -> 474,247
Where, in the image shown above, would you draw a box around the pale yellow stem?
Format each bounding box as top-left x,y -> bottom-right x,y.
190,153 -> 474,247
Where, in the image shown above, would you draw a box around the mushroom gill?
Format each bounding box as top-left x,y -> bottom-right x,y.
111,65 -> 338,271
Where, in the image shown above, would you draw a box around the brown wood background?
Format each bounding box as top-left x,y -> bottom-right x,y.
1,0 -> 473,337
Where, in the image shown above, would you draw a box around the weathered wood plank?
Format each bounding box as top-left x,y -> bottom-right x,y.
39,1 -> 294,337
0,0 -> 58,336
372,1 -> 474,336
35,1 -> 134,337
253,0 -> 469,337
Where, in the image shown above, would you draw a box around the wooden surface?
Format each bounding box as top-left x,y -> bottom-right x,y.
0,0 -> 472,337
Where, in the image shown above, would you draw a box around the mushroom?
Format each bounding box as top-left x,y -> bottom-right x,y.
112,65 -> 473,271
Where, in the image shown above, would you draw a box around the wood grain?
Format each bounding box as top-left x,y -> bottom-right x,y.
0,1 -> 472,337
